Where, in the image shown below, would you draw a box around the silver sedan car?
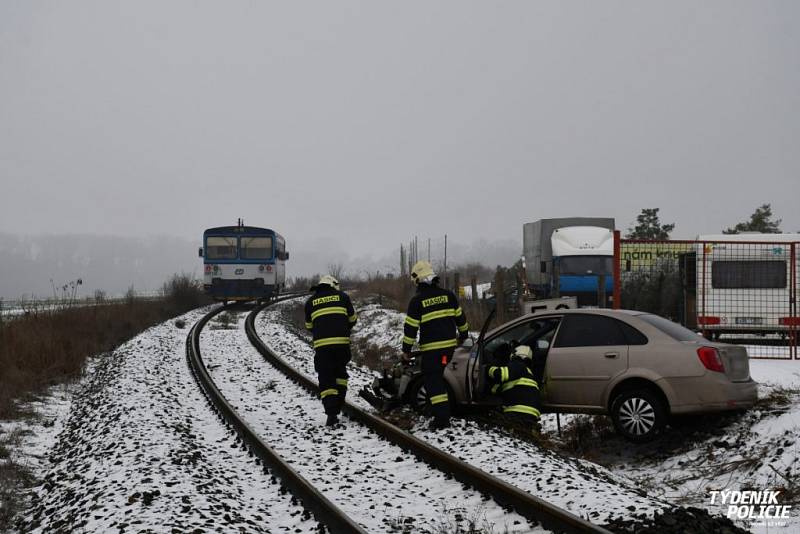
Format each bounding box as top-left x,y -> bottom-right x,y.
372,309 -> 758,441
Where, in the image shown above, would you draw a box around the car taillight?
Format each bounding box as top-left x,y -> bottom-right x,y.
779,317 -> 800,326
697,346 -> 724,373
698,316 -> 721,325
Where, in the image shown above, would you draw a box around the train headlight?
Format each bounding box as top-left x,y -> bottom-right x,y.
259,265 -> 265,272
213,265 -> 220,274
204,265 -> 212,274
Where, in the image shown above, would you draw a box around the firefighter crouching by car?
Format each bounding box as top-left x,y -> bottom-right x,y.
305,275 -> 357,426
402,261 -> 469,430
488,345 -> 542,434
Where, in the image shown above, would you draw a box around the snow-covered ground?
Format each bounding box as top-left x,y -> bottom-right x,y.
17,307 -> 319,533
609,358 -> 800,533
202,310 -> 541,533
0,387 -> 72,480
5,297 -> 797,533
259,300 -> 672,526
266,297 -> 800,532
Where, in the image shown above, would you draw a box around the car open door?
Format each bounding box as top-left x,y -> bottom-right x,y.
466,307 -> 496,402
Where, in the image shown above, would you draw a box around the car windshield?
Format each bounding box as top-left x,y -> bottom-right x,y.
638,314 -> 702,342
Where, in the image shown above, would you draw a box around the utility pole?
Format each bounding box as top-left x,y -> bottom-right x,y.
443,234 -> 448,287
427,238 -> 431,262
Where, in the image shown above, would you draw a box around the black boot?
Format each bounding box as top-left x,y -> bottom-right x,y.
326,414 -> 339,427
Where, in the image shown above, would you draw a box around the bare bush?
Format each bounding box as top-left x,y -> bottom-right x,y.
161,272 -> 209,310
124,285 -> 136,306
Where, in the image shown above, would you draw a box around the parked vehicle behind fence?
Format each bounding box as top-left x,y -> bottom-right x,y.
696,233 -> 800,339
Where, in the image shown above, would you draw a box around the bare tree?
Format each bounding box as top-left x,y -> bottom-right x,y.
326,262 -> 345,280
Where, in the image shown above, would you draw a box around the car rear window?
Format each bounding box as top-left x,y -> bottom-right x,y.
617,321 -> 648,345
638,314 -> 701,342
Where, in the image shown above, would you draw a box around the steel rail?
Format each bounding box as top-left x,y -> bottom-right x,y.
245,303 -> 613,534
186,298 -> 367,534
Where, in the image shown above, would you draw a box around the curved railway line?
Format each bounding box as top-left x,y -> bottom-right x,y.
187,297 -> 612,534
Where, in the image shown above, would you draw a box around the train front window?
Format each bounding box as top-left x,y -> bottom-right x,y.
240,237 -> 273,259
206,237 -> 237,259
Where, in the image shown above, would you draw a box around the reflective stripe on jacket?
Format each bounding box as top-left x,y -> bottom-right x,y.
488,357 -> 541,419
401,284 -> 468,353
305,286 -> 357,349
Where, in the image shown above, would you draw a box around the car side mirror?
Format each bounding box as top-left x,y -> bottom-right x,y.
198,247 -> 203,257
461,337 -> 474,349
537,339 -> 550,350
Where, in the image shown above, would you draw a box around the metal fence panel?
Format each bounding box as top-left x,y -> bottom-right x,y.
613,232 -> 798,360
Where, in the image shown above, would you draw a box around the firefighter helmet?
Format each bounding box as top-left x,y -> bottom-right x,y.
410,261 -> 435,284
514,345 -> 533,360
317,274 -> 340,290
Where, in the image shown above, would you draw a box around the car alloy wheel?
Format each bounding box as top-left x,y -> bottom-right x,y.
611,388 -> 666,442
617,397 -> 656,436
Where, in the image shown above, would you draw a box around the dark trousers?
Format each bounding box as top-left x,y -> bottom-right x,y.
420,348 -> 454,422
314,345 -> 351,416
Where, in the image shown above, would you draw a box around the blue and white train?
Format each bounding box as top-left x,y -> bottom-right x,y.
199,222 -> 288,302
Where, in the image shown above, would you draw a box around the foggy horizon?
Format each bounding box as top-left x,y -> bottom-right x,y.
2,1 -> 799,295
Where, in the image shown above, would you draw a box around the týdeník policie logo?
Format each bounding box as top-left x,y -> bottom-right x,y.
710,490 -> 792,527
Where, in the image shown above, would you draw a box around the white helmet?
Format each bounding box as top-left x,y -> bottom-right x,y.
514,345 -> 533,360
317,274 -> 340,290
410,261 -> 436,285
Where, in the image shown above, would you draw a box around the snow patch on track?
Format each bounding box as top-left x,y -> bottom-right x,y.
203,310 -> 542,533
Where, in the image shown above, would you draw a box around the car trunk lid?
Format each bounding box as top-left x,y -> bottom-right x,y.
715,344 -> 751,382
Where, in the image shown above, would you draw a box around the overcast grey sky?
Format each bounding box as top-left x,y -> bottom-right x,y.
2,1 -> 799,268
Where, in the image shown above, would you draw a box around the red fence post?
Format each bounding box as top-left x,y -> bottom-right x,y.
613,230 -> 621,310
792,243 -> 798,360
700,242 -> 707,340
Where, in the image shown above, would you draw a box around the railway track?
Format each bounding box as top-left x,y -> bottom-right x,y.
187,298 -> 612,533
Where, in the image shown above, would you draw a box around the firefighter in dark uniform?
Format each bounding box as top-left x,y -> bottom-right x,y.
305,275 -> 357,426
488,345 -> 542,434
402,261 -> 469,429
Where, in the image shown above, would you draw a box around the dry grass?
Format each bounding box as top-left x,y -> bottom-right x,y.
354,276 -> 414,312
0,273 -> 210,420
